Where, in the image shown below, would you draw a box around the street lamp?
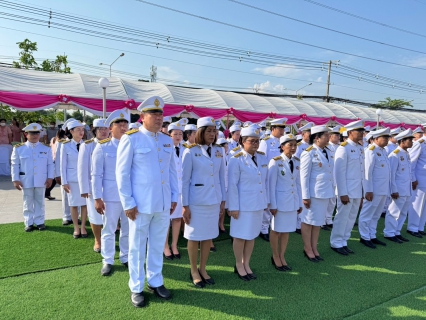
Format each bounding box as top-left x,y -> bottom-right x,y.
296,83 -> 312,96
99,53 -> 125,77
376,108 -> 383,128
98,77 -> 110,119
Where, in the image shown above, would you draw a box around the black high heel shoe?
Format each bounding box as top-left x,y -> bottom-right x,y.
234,266 -> 250,281
271,257 -> 286,271
190,272 -> 205,288
303,250 -> 319,263
282,265 -> 292,271
315,255 -> 324,261
199,269 -> 215,285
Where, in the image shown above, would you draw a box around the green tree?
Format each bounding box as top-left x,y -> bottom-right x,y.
377,97 -> 413,109
13,39 -> 38,69
40,59 -> 53,72
71,110 -> 83,121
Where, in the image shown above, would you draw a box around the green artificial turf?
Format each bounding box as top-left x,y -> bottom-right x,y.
1,217 -> 426,319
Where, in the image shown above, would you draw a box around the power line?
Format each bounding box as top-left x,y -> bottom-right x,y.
301,0 -> 426,39
229,0 -> 426,55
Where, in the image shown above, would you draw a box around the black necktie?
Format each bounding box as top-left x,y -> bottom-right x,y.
207,146 -> 211,157
322,149 -> 328,161
175,146 -> 180,157
76,143 -> 80,152
289,159 -> 294,173
252,155 -> 257,167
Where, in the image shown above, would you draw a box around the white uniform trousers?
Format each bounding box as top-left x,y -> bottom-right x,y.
261,209 -> 271,234
101,201 -> 129,265
22,187 -> 46,227
61,187 -> 71,221
330,198 -> 361,248
384,196 -> 410,237
408,188 -> 426,233
326,197 -> 336,225
87,195 -> 103,226
128,210 -> 169,293
358,195 -> 387,240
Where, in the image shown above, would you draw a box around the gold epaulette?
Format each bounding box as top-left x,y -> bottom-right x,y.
84,138 -> 94,144
297,141 -> 302,146
263,136 -> 270,141
62,140 -> 71,144
393,149 -> 400,154
232,146 -> 241,152
182,143 -> 189,148
14,143 -> 24,148
340,141 -> 348,146
214,144 -> 222,148
58,139 -> 67,143
306,146 -> 313,152
256,151 -> 265,155
419,139 -> 424,143
99,138 -> 111,144
293,156 -> 300,161
161,132 -> 171,137
234,152 -> 243,158
369,145 -> 375,151
188,143 -> 197,149
273,155 -> 282,161
125,129 -> 139,135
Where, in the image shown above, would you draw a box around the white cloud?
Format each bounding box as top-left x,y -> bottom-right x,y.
252,81 -> 287,93
405,57 -> 426,67
273,84 -> 286,92
316,77 -> 323,82
157,66 -> 180,80
253,64 -> 302,77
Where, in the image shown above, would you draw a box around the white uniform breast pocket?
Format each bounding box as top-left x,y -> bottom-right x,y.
104,153 -> 116,180
134,147 -> 151,164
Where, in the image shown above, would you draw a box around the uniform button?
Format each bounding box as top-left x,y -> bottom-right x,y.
161,170 -> 164,173
259,182 -> 261,184
211,174 -> 213,176
210,164 -> 213,166
162,181 -> 164,184
291,191 -> 293,193
291,184 -> 294,186
212,185 -> 214,187
159,159 -> 162,162
260,191 -> 263,193
158,148 -> 161,151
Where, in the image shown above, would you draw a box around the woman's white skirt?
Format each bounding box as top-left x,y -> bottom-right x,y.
300,197 -> 330,227
86,194 -> 103,225
271,210 -> 298,233
230,210 -> 263,240
67,182 -> 86,207
184,203 -> 220,241
170,193 -> 183,220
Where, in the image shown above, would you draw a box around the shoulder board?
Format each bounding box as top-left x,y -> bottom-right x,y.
297,142 -> 302,146
232,146 -> 241,151
188,143 -> 197,149
263,136 -> 270,141
369,145 -> 375,151
273,155 -> 282,161
84,138 -> 95,144
125,129 -> 139,135
182,143 -> 189,148
214,144 -> 222,148
58,139 -> 66,143
62,140 -> 71,144
234,152 -> 243,158
306,146 -> 313,152
340,142 -> 348,147
161,132 -> 171,137
14,143 -> 25,148
99,138 -> 111,144
256,151 -> 265,155
393,149 -> 400,154
43,143 -> 51,148
293,156 -> 300,161
419,139 -> 424,143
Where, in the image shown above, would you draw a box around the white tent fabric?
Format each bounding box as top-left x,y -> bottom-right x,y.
0,67 -> 425,125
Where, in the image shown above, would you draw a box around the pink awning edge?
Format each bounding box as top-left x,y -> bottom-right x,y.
0,90 -> 420,130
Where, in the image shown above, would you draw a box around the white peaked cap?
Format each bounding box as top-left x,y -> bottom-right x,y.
280,134 -> 297,144
197,116 -> 216,128
240,124 -> 261,137
395,128 -> 414,141
23,123 -> 42,132
106,109 -> 130,126
168,118 -> 189,131
137,96 -> 164,112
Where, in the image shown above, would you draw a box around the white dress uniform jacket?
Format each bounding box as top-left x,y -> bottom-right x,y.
54,138 -> 71,220
228,138 -> 239,151
227,150 -> 268,211
116,127 -> 179,213
389,147 -> 412,197
258,135 -> 281,162
385,142 -> 397,155
182,144 -> 226,206
55,139 -> 67,178
60,139 -> 83,185
295,140 -> 310,159
77,138 -> 98,195
409,138 -> 426,188
364,144 -> 391,196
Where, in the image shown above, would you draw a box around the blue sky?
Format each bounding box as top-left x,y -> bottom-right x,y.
1,0 -> 426,108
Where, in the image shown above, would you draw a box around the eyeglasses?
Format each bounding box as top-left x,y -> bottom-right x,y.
246,139 -> 260,144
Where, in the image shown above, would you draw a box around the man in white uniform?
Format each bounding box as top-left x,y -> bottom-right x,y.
384,129 -> 414,243
385,128 -> 400,155
330,120 -> 365,255
116,96 -> 178,308
257,118 -> 287,241
228,123 -> 241,151
11,123 -> 54,232
358,128 -> 391,249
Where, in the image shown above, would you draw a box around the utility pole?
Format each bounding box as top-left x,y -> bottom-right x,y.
150,65 -> 157,82
325,60 -> 340,102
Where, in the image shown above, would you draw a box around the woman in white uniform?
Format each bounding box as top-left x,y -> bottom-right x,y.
78,119 -> 109,252
183,123 -> 197,146
61,120 -> 87,239
300,126 -> 334,262
217,137 -> 229,233
268,134 -> 302,271
164,118 -> 187,260
182,117 -> 226,288
228,125 -> 268,281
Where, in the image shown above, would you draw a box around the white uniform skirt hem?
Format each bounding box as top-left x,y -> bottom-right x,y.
230,210 -> 263,240
300,197 -> 329,226
271,210 -> 298,233
86,195 -> 103,225
170,193 -> 183,220
67,182 -> 86,207
184,204 -> 220,241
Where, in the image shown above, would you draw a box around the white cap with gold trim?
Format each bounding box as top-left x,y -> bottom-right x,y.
137,96 -> 164,112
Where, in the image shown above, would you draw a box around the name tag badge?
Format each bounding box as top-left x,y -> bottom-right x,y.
280,170 -> 285,176
215,150 -> 223,158
278,164 -> 284,167
261,164 -> 267,168
163,144 -> 171,148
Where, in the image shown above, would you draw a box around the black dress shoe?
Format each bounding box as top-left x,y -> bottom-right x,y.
24,226 -> 34,232
131,292 -> 145,308
37,224 -> 46,231
73,232 -> 81,239
295,228 -> 301,235
190,272 -> 205,288
360,238 -> 376,249
247,273 -> 257,280
282,265 -> 292,271
234,266 -> 251,281
407,230 -> 423,238
331,246 -> 348,255
199,269 -> 215,285
219,228 -> 226,234
396,235 -> 409,242
101,264 -> 112,276
148,285 -> 172,300
371,238 -> 387,246
315,255 -> 324,261
384,236 -> 403,244
210,246 -> 217,252
62,220 -> 73,226
271,257 -> 286,271
81,233 -> 88,238
303,250 -> 319,262
419,231 -> 426,236
343,246 -> 354,254
122,262 -> 128,268
173,253 -> 181,259
163,253 -> 174,260
327,224 -> 333,229
259,233 -> 270,242
321,225 -> 331,231
45,196 -> 55,200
